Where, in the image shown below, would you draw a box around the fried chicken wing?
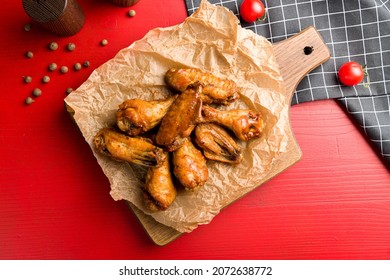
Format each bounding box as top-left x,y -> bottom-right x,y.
143,152 -> 177,211
201,105 -> 264,141
93,128 -> 164,167
116,96 -> 177,136
165,68 -> 239,105
156,83 -> 202,151
173,138 -> 208,191
194,123 -> 243,164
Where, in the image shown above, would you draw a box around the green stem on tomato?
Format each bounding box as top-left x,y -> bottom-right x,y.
363,65 -> 370,88
258,9 -> 267,21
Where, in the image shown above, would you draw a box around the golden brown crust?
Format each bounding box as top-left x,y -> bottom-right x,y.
116,96 -> 177,136
172,138 -> 208,191
201,105 -> 264,141
194,123 -> 243,164
143,152 -> 177,211
156,83 -> 202,151
165,68 -> 240,105
93,128 -> 164,167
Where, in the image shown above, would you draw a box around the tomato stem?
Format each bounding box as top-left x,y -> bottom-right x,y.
257,9 -> 267,21
363,64 -> 370,88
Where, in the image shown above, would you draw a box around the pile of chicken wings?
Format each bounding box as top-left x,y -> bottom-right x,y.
93,68 -> 264,211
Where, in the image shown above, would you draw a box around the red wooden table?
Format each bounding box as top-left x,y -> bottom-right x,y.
1,0 -> 389,260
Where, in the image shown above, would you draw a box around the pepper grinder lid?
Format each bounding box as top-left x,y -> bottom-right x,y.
22,0 -> 85,36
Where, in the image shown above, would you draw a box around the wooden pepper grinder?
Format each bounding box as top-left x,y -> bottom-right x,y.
110,0 -> 140,7
22,0 -> 85,36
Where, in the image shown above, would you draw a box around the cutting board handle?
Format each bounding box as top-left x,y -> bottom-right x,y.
273,26 -> 331,99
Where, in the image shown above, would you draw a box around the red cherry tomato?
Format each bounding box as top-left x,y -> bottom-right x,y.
338,61 -> 365,86
240,0 -> 266,23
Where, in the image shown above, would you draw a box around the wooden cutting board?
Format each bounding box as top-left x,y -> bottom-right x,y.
67,26 -> 331,246
126,26 -> 331,245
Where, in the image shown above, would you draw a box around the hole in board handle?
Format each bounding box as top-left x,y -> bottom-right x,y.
304,46 -> 314,55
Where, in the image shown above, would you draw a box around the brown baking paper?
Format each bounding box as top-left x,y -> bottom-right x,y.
64,0 -> 289,233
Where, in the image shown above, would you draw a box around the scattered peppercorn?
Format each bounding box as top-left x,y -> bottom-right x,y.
25,97 -> 34,105
66,88 -> 73,94
42,76 -> 50,83
128,10 -> 136,17
60,66 -> 69,74
100,39 -> 108,46
66,43 -> 76,51
25,51 -> 33,58
49,42 -> 58,51
23,76 -> 32,83
74,63 -> 82,71
83,61 -> 90,68
48,63 -> 57,71
24,23 -> 31,32
33,88 -> 42,97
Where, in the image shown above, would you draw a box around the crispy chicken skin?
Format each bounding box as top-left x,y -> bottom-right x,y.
201,105 -> 264,141
165,68 -> 240,105
156,83 -> 202,151
172,138 -> 208,191
194,123 -> 243,164
143,152 -> 177,211
116,96 -> 177,136
93,128 -> 165,167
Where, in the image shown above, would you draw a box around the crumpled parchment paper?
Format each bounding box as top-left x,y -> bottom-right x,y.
64,0 -> 289,233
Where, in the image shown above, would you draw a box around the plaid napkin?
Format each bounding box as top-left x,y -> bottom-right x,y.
185,0 -> 390,166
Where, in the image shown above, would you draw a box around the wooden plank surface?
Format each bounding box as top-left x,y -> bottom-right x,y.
0,0 -> 389,259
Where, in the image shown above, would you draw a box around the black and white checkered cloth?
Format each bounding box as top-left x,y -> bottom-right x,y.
185,0 -> 390,166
